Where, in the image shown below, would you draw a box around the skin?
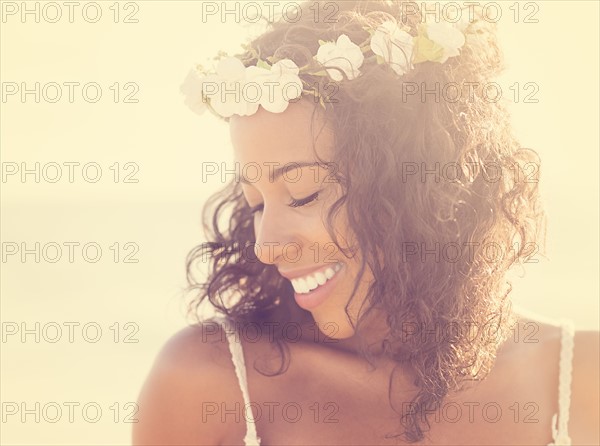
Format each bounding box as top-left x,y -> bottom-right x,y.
132,101 -> 600,445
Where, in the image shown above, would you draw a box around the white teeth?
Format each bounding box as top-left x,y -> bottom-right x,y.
315,272 -> 326,286
306,276 -> 318,291
298,277 -> 309,293
290,262 -> 342,294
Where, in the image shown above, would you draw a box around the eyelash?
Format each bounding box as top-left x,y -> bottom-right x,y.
249,191 -> 320,215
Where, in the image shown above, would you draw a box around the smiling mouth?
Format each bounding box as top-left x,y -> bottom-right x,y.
290,262 -> 343,294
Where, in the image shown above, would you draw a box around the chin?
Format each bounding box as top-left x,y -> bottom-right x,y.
311,309 -> 357,340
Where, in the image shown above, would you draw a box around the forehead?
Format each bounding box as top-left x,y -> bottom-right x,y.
229,99 -> 334,166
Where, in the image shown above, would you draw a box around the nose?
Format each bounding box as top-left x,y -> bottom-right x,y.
252,204 -> 301,266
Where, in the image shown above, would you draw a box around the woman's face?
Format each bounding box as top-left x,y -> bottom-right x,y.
230,99 -> 374,339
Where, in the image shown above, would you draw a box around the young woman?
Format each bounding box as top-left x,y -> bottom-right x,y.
133,1 -> 599,444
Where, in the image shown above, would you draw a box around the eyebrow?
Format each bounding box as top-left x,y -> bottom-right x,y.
239,161 -> 325,185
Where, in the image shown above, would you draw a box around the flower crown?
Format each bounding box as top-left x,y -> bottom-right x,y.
180,18 -> 468,119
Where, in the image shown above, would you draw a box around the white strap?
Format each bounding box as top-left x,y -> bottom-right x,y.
217,317 -> 262,446
550,319 -> 575,445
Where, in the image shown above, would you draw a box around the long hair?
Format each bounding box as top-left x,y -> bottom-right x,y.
185,1 -> 547,442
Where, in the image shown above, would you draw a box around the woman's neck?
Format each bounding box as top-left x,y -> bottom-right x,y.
287,303 -> 392,358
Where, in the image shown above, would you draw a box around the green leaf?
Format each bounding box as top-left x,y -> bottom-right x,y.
413,34 -> 444,63
256,59 -> 271,70
318,39 -> 329,46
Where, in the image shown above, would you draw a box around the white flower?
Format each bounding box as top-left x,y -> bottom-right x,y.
183,56 -> 304,118
201,57 -> 260,118
370,21 -> 414,76
426,22 -> 466,63
245,59 -> 303,114
315,34 -> 364,81
179,66 -> 208,116
263,59 -> 303,113
270,58 -> 300,77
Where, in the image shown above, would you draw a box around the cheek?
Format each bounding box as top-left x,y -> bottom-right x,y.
322,205 -> 358,256
317,184 -> 351,237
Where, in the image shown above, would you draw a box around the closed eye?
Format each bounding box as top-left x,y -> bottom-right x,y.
249,191 -> 320,214
289,191 -> 320,208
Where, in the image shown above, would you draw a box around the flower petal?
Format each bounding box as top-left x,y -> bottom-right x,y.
426,22 -> 465,62
272,59 -> 300,76
371,21 -> 414,74
217,57 -> 246,80
315,34 -> 364,81
180,67 -> 208,115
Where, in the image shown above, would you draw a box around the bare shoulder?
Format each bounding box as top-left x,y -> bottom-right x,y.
502,313 -> 599,445
131,319 -> 245,446
570,329 -> 600,445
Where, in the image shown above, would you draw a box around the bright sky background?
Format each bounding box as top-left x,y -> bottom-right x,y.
1,1 -> 598,444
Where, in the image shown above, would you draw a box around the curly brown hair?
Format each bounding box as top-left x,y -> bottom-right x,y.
185,1 -> 547,442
